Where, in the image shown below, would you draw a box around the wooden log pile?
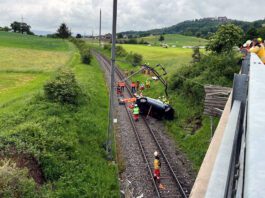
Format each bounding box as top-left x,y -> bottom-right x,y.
204,85 -> 232,117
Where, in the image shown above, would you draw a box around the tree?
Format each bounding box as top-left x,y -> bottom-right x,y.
257,27 -> 265,39
159,35 -> 165,42
245,27 -> 258,40
10,21 -> 32,34
57,23 -> 71,39
0,26 -> 11,32
206,24 -> 243,53
117,33 -> 123,39
76,33 -> 82,38
10,21 -> 20,32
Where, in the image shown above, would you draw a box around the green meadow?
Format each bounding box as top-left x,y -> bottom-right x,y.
138,34 -> 207,47
0,32 -> 119,197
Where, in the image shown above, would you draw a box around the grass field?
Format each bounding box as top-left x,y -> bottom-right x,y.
0,33 -> 119,197
0,32 -> 70,51
137,34 -> 207,47
0,32 -> 73,110
121,44 -> 193,74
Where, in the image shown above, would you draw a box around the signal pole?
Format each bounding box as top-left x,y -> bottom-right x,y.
106,0 -> 117,160
99,9 -> 102,46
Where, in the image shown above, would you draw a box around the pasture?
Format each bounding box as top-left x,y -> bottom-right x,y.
121,44 -> 193,74
138,33 -> 207,47
0,32 -> 73,110
0,32 -> 119,197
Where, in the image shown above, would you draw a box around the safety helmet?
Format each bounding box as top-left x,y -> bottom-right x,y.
257,38 -> 263,42
154,151 -> 158,156
134,104 -> 138,107
243,40 -> 252,47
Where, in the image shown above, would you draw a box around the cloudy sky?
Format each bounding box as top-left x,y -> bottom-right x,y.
0,0 -> 264,35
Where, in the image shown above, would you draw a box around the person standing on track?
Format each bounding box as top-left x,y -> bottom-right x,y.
131,82 -> 136,93
116,83 -> 121,97
119,81 -> 125,94
133,104 -> 140,121
154,151 -> 165,189
136,80 -> 140,91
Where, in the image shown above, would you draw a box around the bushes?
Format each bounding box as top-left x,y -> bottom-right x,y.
126,52 -> 143,66
170,52 -> 240,104
80,48 -> 92,64
115,46 -> 127,57
103,45 -> 143,66
70,38 -> 92,64
103,44 -> 111,50
44,69 -> 81,104
0,160 -> 39,198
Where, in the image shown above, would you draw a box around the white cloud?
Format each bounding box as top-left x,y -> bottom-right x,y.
0,0 -> 264,35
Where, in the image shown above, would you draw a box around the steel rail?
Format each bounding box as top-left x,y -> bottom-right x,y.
95,51 -> 187,198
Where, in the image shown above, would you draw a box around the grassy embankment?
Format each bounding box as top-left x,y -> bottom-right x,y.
0,32 -> 119,197
89,35 -> 212,171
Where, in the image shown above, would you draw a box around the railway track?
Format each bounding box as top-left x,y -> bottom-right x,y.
94,51 -> 188,198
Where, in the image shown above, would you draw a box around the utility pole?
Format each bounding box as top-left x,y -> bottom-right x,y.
21,15 -> 24,34
99,9 -> 102,47
106,0 -> 117,160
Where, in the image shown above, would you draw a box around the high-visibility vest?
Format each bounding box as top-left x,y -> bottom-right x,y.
250,44 -> 265,63
154,159 -> 160,170
146,80 -> 150,85
131,83 -> 136,87
133,107 -> 139,115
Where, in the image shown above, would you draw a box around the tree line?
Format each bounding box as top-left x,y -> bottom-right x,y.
0,21 -> 34,35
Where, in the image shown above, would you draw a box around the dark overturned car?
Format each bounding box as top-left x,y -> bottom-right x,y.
135,97 -> 174,120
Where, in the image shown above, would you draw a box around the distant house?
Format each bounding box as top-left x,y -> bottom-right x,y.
218,17 -> 228,22
104,33 -> 112,40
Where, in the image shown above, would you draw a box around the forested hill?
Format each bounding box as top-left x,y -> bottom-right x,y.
120,18 -> 265,38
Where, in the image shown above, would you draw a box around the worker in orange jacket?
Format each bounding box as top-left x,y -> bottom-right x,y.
131,82 -> 136,93
119,81 -> 125,93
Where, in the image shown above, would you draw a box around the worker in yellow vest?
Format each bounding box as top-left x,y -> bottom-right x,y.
153,151 -> 165,189
146,79 -> 151,88
250,38 -> 265,64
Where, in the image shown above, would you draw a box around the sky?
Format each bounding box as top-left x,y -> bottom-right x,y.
0,0 -> 264,35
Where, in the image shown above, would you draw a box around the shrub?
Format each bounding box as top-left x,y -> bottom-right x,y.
80,48 -> 92,64
115,46 -> 128,57
132,53 -> 143,66
127,38 -> 138,44
44,69 -> 81,104
0,160 -> 39,198
170,52 -> 240,104
70,38 -> 92,64
103,44 -> 111,51
125,52 -> 143,66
